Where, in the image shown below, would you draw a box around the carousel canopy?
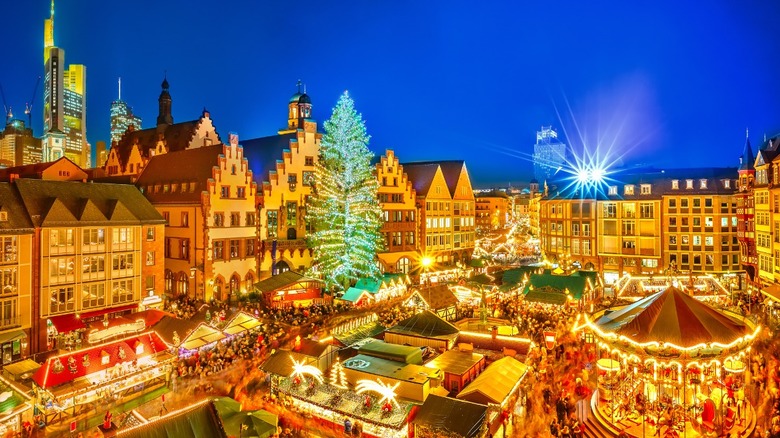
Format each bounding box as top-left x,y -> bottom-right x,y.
594,286 -> 751,348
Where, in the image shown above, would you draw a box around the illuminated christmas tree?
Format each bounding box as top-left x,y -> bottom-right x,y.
329,357 -> 348,390
307,91 -> 383,290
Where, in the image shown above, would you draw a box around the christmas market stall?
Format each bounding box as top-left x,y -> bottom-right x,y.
31,331 -> 175,425
423,349 -> 486,395
521,271 -> 595,308
403,286 -> 460,321
221,311 -> 262,336
577,286 -> 760,437
0,374 -> 32,436
456,356 -> 528,438
339,273 -> 410,307
330,313 -> 386,348
384,310 -> 460,351
253,271 -> 327,309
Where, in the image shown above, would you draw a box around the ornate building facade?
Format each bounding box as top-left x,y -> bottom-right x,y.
376,150 -> 418,274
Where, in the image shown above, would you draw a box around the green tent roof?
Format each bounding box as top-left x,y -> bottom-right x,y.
524,289 -> 568,305
119,400 -> 227,438
341,287 -> 372,303
522,273 -> 588,300
501,266 -> 540,286
351,273 -> 410,294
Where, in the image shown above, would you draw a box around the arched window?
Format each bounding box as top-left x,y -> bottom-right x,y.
230,275 -> 240,295
213,278 -> 224,301
396,257 -> 411,274
164,270 -> 173,294
275,261 -> 290,274
245,272 -> 255,290
176,272 -> 189,296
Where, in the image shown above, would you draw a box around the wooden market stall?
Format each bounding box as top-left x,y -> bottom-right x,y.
253,271 -> 326,309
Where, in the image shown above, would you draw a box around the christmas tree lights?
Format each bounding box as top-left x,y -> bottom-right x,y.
329,356 -> 348,390
307,91 -> 383,290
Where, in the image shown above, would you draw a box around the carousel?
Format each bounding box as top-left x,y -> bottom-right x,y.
578,286 -> 760,437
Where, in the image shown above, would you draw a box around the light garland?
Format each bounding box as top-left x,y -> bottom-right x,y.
291,357 -> 324,384
355,378 -> 400,408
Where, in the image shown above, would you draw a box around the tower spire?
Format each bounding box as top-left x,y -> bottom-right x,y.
118,77 -> 121,100
296,79 -> 302,93
746,127 -> 749,139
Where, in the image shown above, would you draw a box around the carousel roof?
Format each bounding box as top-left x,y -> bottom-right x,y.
594,286 -> 751,348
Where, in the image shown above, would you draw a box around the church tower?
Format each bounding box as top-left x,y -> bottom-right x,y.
156,75 -> 173,129
283,80 -> 312,133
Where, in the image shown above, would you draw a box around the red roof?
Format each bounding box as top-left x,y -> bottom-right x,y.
132,309 -> 174,328
32,331 -> 168,389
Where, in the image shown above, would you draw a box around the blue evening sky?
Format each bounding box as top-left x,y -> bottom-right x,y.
2,1 -> 779,186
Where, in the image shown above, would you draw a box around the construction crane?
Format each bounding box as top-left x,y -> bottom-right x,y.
0,83 -> 10,125
24,76 -> 41,127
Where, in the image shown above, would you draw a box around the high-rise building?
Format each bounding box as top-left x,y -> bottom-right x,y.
110,78 -> 142,145
532,126 -> 568,184
0,119 -> 42,166
41,0 -> 89,167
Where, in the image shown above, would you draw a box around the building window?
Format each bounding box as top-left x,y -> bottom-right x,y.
640,184 -> 651,195
230,240 -> 240,259
640,203 -> 654,218
624,185 -> 635,195
723,179 -> 731,189
181,212 -> 189,227
82,229 -> 105,248
146,251 -> 155,266
213,241 -> 224,260
267,211 -> 278,238
237,187 -> 246,198
699,179 -> 707,189
246,239 -> 256,257
50,287 -> 74,313
685,179 -> 693,189
287,202 -> 297,227
82,283 -> 105,309
246,213 -> 256,226
305,156 -> 314,166
221,186 -> 230,198
671,180 -> 679,190
396,257 -> 411,274
112,227 -> 133,250
0,268 -> 16,295
112,253 -> 134,274
146,227 -> 155,241
112,279 -> 134,304
303,171 -> 314,186
230,212 -> 240,227
181,239 -> 190,260
608,186 -> 617,195
49,257 -> 75,284
214,213 -> 225,227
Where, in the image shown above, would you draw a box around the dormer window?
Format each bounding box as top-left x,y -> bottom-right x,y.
723,179 -> 731,189
685,179 -> 694,189
608,186 -> 617,195
640,184 -> 651,195
671,180 -> 679,190
624,185 -> 634,195
699,179 -> 707,189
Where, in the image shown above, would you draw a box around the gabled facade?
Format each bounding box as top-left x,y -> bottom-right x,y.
376,150 -> 418,273
753,140 -> 777,288
4,179 -> 166,356
0,156 -> 87,182
243,85 -> 322,278
103,78 -> 221,180
737,134 -> 757,292
136,134 -> 257,302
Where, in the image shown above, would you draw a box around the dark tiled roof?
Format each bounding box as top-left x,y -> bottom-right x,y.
118,400 -> 227,438
135,144 -> 225,203
113,120 -> 193,165
400,163 -> 439,197
152,315 -> 201,346
402,160 -> 466,197
13,179 -> 164,227
241,133 -> 296,185
0,183 -> 34,232
413,395 -> 487,438
739,137 -> 754,171
388,310 -> 459,337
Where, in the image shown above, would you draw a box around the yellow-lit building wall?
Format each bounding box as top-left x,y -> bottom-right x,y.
376,150 -> 418,274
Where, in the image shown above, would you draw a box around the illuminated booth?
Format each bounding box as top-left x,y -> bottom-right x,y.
31,332 -> 175,424
340,273 -> 410,307
578,286 -> 759,437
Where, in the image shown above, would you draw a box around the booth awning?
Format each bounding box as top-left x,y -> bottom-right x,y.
180,323 -> 225,350
761,284 -> 780,302
0,329 -> 26,345
47,315 -> 86,334
223,312 -> 261,336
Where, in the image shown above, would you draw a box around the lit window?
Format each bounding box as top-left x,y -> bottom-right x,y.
608,186 -> 617,195
699,179 -> 707,189
685,179 -> 693,189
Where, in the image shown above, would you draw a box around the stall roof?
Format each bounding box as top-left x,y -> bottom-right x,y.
408,285 -> 459,310
387,310 -> 460,339
253,271 -> 323,293
132,309 -> 174,328
424,350 -> 484,376
333,321 -> 385,347
117,399 -> 227,438
523,289 -> 568,305
180,323 -> 225,350
223,311 -> 261,336
340,288 -> 373,303
358,341 -> 423,365
343,354 -> 439,384
290,338 -> 331,358
32,331 -> 168,389
46,304 -> 139,334
152,316 -> 201,347
457,356 -> 528,405
522,273 -> 588,300
413,394 -> 487,438
2,359 -> 41,380
260,351 -> 298,377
